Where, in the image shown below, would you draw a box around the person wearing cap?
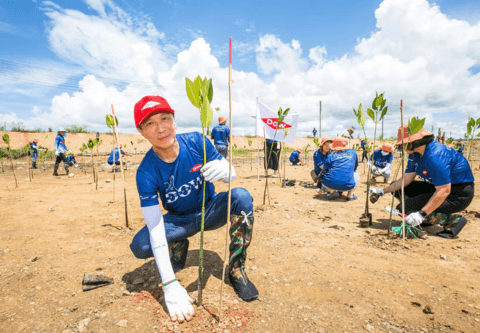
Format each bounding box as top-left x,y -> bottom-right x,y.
289,149 -> 303,165
360,138 -> 368,162
30,139 -> 43,169
264,138 -> 280,177
312,128 -> 317,138
369,124 -> 474,238
210,116 -> 230,158
368,143 -> 394,184
53,128 -> 71,176
108,147 -> 132,172
66,153 -> 79,168
311,136 -> 333,192
319,137 -> 359,200
129,96 -> 258,323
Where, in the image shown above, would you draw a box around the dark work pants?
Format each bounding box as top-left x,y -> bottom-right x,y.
393,181 -> 474,215
265,142 -> 280,171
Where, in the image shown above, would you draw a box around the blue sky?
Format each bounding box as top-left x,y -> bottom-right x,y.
1,0 -> 480,138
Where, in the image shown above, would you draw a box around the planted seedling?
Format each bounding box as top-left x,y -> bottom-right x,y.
353,92 -> 388,227
466,117 -> 480,166
86,140 -> 96,183
25,143 -> 32,181
248,139 -> 253,171
185,74 -> 214,305
2,134 -> 17,188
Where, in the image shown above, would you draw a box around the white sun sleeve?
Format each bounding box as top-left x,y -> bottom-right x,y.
141,205 -> 175,283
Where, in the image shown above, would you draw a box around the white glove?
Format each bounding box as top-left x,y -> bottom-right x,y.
371,165 -> 378,173
163,281 -> 195,322
406,212 -> 424,227
369,188 -> 384,196
201,159 -> 235,183
367,161 -> 372,167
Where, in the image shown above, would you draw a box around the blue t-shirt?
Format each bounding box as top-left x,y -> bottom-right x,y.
458,147 -> 464,152
108,148 -> 125,163
361,141 -> 366,147
405,141 -> 474,186
54,134 -> 69,154
136,132 -> 223,215
66,155 -> 76,164
266,138 -> 279,144
210,124 -> 230,146
322,149 -> 359,191
313,149 -> 332,175
370,149 -> 393,168
30,142 -> 38,155
289,151 -> 300,162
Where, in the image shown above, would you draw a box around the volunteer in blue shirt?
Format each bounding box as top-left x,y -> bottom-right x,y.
108,147 -> 132,172
53,128 -> 71,176
210,116 -> 230,158
129,96 -> 258,323
370,124 -> 474,238
368,143 -> 394,184
311,136 -> 333,192
30,139 -> 43,169
360,138 -> 368,162
289,150 -> 302,165
264,138 -> 280,178
312,128 -> 317,138
66,153 -> 79,168
320,137 -> 359,201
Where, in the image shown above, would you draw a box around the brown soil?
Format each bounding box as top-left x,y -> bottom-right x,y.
1,155 -> 480,333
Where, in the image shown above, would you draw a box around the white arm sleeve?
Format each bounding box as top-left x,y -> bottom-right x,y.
221,157 -> 236,183
141,205 -> 175,283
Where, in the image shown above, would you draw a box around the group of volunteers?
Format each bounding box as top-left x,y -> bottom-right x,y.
27,94 -> 474,324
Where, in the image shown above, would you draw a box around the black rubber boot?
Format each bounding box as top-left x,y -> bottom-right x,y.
32,161 -> 38,169
228,213 -> 258,302
53,162 -> 60,176
169,239 -> 189,273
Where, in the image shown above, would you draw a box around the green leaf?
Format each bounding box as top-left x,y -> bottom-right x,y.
477,132 -> 480,137
185,77 -> 201,108
409,117 -> 425,135
248,140 -> 252,146
352,107 -> 358,117
278,107 -> 282,117
200,98 -> 213,128
283,108 -> 290,117
367,108 -> 375,122
2,134 -> 9,145
446,137 -> 454,144
379,106 -> 388,120
380,98 -> 386,110
467,123 -> 472,135
207,78 -> 213,103
476,118 -> 480,127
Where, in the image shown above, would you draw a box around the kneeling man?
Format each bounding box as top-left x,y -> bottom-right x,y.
129,96 -> 258,323
368,143 -> 393,183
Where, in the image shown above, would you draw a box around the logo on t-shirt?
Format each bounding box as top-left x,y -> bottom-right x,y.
190,164 -> 203,172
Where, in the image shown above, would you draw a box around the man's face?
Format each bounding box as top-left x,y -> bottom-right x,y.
59,131 -> 66,137
137,113 -> 176,150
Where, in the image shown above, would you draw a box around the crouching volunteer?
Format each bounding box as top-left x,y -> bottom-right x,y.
108,147 -> 132,172
53,128 -> 71,176
30,138 -> 43,169
369,124 -> 474,238
210,116 -> 230,158
311,136 -> 332,193
368,143 -> 393,183
129,96 -> 258,322
289,149 -> 303,165
66,153 -> 79,168
319,137 -> 359,200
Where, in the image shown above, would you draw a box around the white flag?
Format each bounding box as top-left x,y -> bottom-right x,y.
255,101 -> 299,143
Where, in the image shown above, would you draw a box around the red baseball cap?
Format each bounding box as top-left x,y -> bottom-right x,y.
134,96 -> 174,127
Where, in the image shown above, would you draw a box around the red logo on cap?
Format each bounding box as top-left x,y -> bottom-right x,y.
422,170 -> 427,175
190,164 -> 203,172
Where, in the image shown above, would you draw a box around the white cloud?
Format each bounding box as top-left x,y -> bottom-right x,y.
3,0 -> 480,140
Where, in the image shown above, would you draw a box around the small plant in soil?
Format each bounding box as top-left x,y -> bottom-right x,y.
466,117 -> 480,166
2,134 -> 17,188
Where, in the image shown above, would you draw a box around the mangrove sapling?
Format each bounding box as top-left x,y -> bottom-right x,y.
353,92 -> 388,227
185,74 -> 214,305
94,138 -> 103,190
79,146 -> 87,175
466,117 -> 480,167
2,134 -> 17,188
248,139 -> 253,171
263,107 -> 290,204
110,105 -> 132,229
87,140 -> 96,183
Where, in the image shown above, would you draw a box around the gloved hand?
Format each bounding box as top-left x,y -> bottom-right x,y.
163,281 -> 195,322
201,159 -> 233,183
371,165 -> 378,173
405,212 -> 424,227
369,188 -> 384,196
55,151 -> 60,156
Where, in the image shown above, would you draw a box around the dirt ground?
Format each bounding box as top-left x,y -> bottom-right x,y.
1,153 -> 480,333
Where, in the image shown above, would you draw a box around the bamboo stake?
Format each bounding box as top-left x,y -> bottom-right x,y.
111,105 -> 132,229
400,100 -> 406,242
112,139 -> 116,203
9,149 -> 18,188
219,36 -> 234,325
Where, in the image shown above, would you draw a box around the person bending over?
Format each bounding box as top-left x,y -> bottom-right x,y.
108,147 -> 132,172
319,136 -> 359,201
289,149 -> 303,165
311,136 -> 332,193
53,128 -> 71,176
368,143 -> 393,184
129,96 -> 258,323
66,153 -> 79,168
30,139 -> 44,169
369,124 -> 474,238
210,116 -> 230,158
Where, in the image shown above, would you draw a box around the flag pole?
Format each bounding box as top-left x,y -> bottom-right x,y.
256,97 -> 260,180
219,37 -> 233,324
400,100 -> 405,242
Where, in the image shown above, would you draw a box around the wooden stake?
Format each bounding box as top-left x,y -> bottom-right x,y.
219,36 -> 234,324
111,105 -> 132,229
400,100 -> 406,242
